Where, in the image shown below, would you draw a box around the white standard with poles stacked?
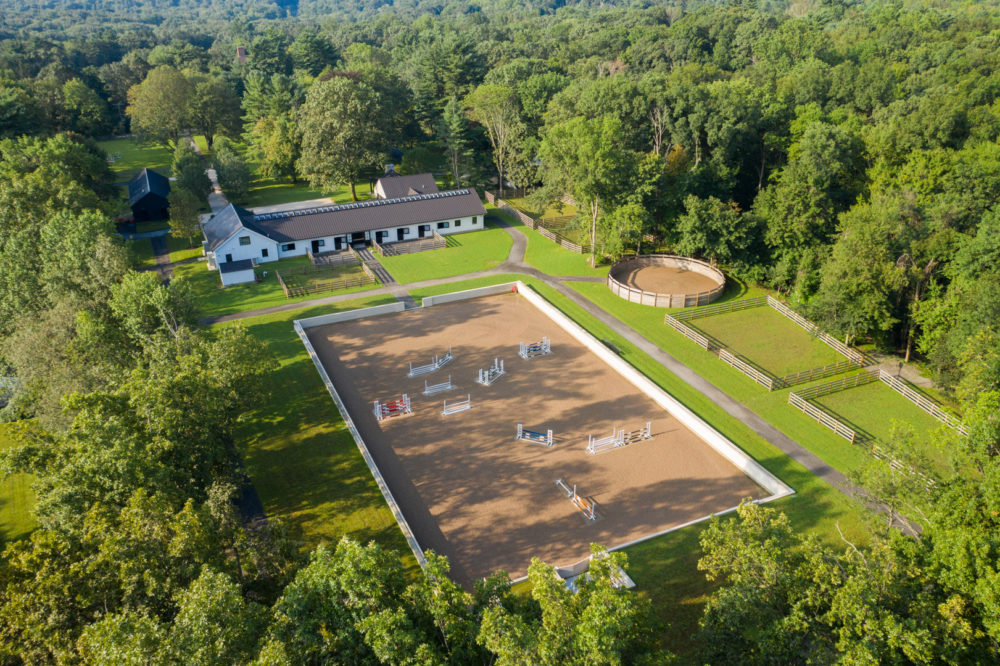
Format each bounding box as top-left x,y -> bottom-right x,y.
555,478 -> 597,520
441,394 -> 472,415
476,358 -> 505,386
586,421 -> 652,454
518,337 -> 551,360
516,423 -> 554,447
373,394 -> 412,421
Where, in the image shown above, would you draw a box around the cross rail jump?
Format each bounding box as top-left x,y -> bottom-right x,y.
519,337 -> 551,360
555,479 -> 597,520
476,358 -> 505,386
586,422 -> 652,454
516,423 -> 554,447
423,375 -> 454,395
442,394 -> 472,416
408,347 -> 453,377
373,394 -> 412,421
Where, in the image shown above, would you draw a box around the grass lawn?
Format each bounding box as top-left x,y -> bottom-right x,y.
175,257 -> 381,319
487,206 -> 609,278
192,134 -> 211,156
96,138 -> 173,181
135,220 -> 172,233
813,381 -> 953,472
166,234 -> 203,263
282,263 -> 371,290
129,238 -> 157,269
378,225 -> 512,284
0,424 -> 35,545
220,298 -> 415,567
690,305 -> 845,377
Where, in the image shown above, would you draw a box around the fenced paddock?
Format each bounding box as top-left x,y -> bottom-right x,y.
373,232 -> 447,257
485,192 -> 590,253
275,262 -> 378,298
608,255 -> 725,308
665,296 -> 869,390
788,368 -> 961,475
302,290 -> 782,585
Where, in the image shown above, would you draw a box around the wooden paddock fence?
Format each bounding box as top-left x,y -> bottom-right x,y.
276,261 -> 377,298
373,231 -> 446,257
787,391 -> 862,444
307,248 -> 359,267
876,369 -> 968,435
486,191 -> 590,254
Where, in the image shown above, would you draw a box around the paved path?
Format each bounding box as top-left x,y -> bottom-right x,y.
121,228 -> 171,240
872,353 -> 937,390
150,234 -> 172,281
188,137 -> 229,214
355,247 -> 396,285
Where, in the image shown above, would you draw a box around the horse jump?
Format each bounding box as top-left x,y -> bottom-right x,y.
441,394 -> 472,416
516,423 -> 553,447
373,394 -> 412,421
407,347 -> 453,377
555,479 -> 597,520
586,422 -> 652,454
423,375 -> 454,396
519,337 -> 551,360
476,358 -> 505,386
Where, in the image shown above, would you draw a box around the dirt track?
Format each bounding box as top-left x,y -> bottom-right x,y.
612,263 -> 721,295
307,293 -> 762,584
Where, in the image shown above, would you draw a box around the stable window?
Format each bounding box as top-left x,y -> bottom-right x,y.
261,248 -> 269,258
317,239 -> 326,246
239,236 -> 251,246
472,216 -> 478,224
437,221 -> 450,229
454,219 -> 462,227
281,243 -> 296,251
401,228 -> 410,235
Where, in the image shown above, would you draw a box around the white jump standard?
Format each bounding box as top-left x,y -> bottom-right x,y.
407,347 -> 453,377
441,394 -> 472,416
516,423 -> 554,447
555,479 -> 597,520
423,375 -> 454,396
519,337 -> 551,360
586,421 -> 652,454
476,358 -> 505,386
373,394 -> 412,421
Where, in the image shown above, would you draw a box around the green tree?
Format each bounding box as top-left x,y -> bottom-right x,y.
61,78 -> 111,136
465,83 -> 524,198
188,76 -> 242,149
169,187 -> 203,247
213,137 -> 251,202
288,30 -> 336,76
172,140 -> 211,200
537,115 -> 633,266
126,66 -> 192,145
438,96 -> 472,186
478,545 -> 656,665
296,76 -> 386,200
673,195 -> 749,265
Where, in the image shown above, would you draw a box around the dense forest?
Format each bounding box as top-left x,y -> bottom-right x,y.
2,0 -> 1000,662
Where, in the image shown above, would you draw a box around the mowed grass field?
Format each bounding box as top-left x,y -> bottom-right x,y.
378,224 -> 513,283
166,234 -> 203,263
221,297 -> 415,567
0,424 -> 35,544
96,137 -> 174,181
174,257 -> 381,319
813,380 -> 952,472
689,304 -> 845,377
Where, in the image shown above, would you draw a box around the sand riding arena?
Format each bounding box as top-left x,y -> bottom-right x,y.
608,254 -> 726,308
296,282 -> 790,586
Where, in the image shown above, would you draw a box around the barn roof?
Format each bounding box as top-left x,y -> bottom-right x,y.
204,189 -> 485,250
127,168 -> 170,206
375,173 -> 439,199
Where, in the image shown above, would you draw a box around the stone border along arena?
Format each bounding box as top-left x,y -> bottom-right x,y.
296,282 -> 792,586
608,254 -> 726,308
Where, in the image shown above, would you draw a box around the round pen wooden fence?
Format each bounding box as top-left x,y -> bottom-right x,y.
607,255 -> 725,308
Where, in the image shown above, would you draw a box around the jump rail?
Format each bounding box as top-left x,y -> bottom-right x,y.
442,394 -> 471,416
556,479 -> 597,520
519,337 -> 551,360
516,423 -> 554,447
586,422 -> 652,454
373,394 -> 412,422
423,375 -> 454,396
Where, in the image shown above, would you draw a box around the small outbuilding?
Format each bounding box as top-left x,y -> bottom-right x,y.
127,168 -> 171,222
218,259 -> 256,287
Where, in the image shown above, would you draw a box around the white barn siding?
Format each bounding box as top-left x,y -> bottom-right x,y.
210,229 -> 278,268
220,267 -> 256,286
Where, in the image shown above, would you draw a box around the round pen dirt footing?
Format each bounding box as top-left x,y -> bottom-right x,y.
607,255 -> 725,308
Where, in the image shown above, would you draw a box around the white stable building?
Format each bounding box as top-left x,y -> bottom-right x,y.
202,177 -> 486,286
